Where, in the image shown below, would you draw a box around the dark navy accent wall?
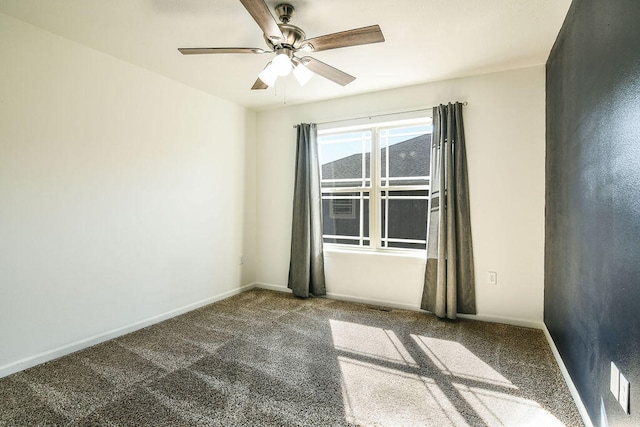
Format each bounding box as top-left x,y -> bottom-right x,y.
545,0 -> 640,425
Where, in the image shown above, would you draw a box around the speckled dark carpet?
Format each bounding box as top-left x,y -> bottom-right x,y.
0,288 -> 583,426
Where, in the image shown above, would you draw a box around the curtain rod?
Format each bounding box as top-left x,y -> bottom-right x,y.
292,101 -> 468,128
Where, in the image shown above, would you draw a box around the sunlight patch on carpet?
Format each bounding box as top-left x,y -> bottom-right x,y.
329,319 -> 417,366
411,335 -> 517,389
454,383 -> 566,427
338,356 -> 470,427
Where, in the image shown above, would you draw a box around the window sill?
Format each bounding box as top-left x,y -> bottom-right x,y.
323,245 -> 427,262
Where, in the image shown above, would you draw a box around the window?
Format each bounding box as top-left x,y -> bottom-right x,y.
319,118 -> 432,251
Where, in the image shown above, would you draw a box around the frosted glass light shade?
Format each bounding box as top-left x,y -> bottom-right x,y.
272,54 -> 293,76
258,62 -> 278,87
293,63 -> 313,86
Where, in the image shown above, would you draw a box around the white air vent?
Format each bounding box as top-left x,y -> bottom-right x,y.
330,199 -> 356,219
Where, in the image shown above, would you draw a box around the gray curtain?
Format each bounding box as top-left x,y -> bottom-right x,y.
421,103 -> 476,319
288,123 -> 327,298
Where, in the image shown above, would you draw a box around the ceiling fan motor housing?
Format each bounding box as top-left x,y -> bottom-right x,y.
275,3 -> 294,23
265,24 -> 306,50
264,4 -> 305,51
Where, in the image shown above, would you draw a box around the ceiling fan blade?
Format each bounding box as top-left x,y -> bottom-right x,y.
300,57 -> 355,86
251,78 -> 268,90
300,25 -> 384,52
239,0 -> 285,43
178,47 -> 267,55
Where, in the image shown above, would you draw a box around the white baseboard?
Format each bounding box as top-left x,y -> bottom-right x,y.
326,291 -> 421,311
542,324 -> 594,427
254,282 -> 421,310
0,282 -> 256,380
254,282 -> 292,293
457,313 -> 544,330
254,283 -> 543,329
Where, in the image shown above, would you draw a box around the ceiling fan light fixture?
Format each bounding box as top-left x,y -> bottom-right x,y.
272,53 -> 293,76
293,62 -> 313,86
258,62 -> 278,87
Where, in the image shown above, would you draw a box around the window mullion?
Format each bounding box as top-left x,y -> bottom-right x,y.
382,129 -> 390,249
360,134 -> 366,246
370,128 -> 381,249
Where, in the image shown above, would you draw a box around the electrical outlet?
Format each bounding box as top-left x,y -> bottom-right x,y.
619,372 -> 630,414
611,362 -> 620,399
488,271 -> 498,285
240,256 -> 245,265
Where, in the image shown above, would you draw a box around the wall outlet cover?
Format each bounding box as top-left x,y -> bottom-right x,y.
619,372 -> 630,414
488,271 -> 498,285
610,362 -> 620,399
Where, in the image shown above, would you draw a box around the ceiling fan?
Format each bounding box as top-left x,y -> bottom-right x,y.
178,0 -> 385,90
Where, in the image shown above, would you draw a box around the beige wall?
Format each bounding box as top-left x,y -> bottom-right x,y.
255,66 -> 546,326
0,13 -> 253,375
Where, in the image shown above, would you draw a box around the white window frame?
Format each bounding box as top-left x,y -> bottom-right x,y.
318,115 -> 432,253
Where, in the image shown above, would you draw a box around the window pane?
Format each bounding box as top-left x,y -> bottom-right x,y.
322,194 -> 369,246
321,180 -> 370,188
387,190 -> 429,197
380,191 -> 428,250
379,126 -> 431,186
388,242 -> 427,250
387,199 -> 428,239
324,238 -> 364,245
320,131 -> 371,188
381,192 -> 386,239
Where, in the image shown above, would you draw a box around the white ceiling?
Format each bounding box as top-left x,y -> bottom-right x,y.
0,0 -> 571,110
